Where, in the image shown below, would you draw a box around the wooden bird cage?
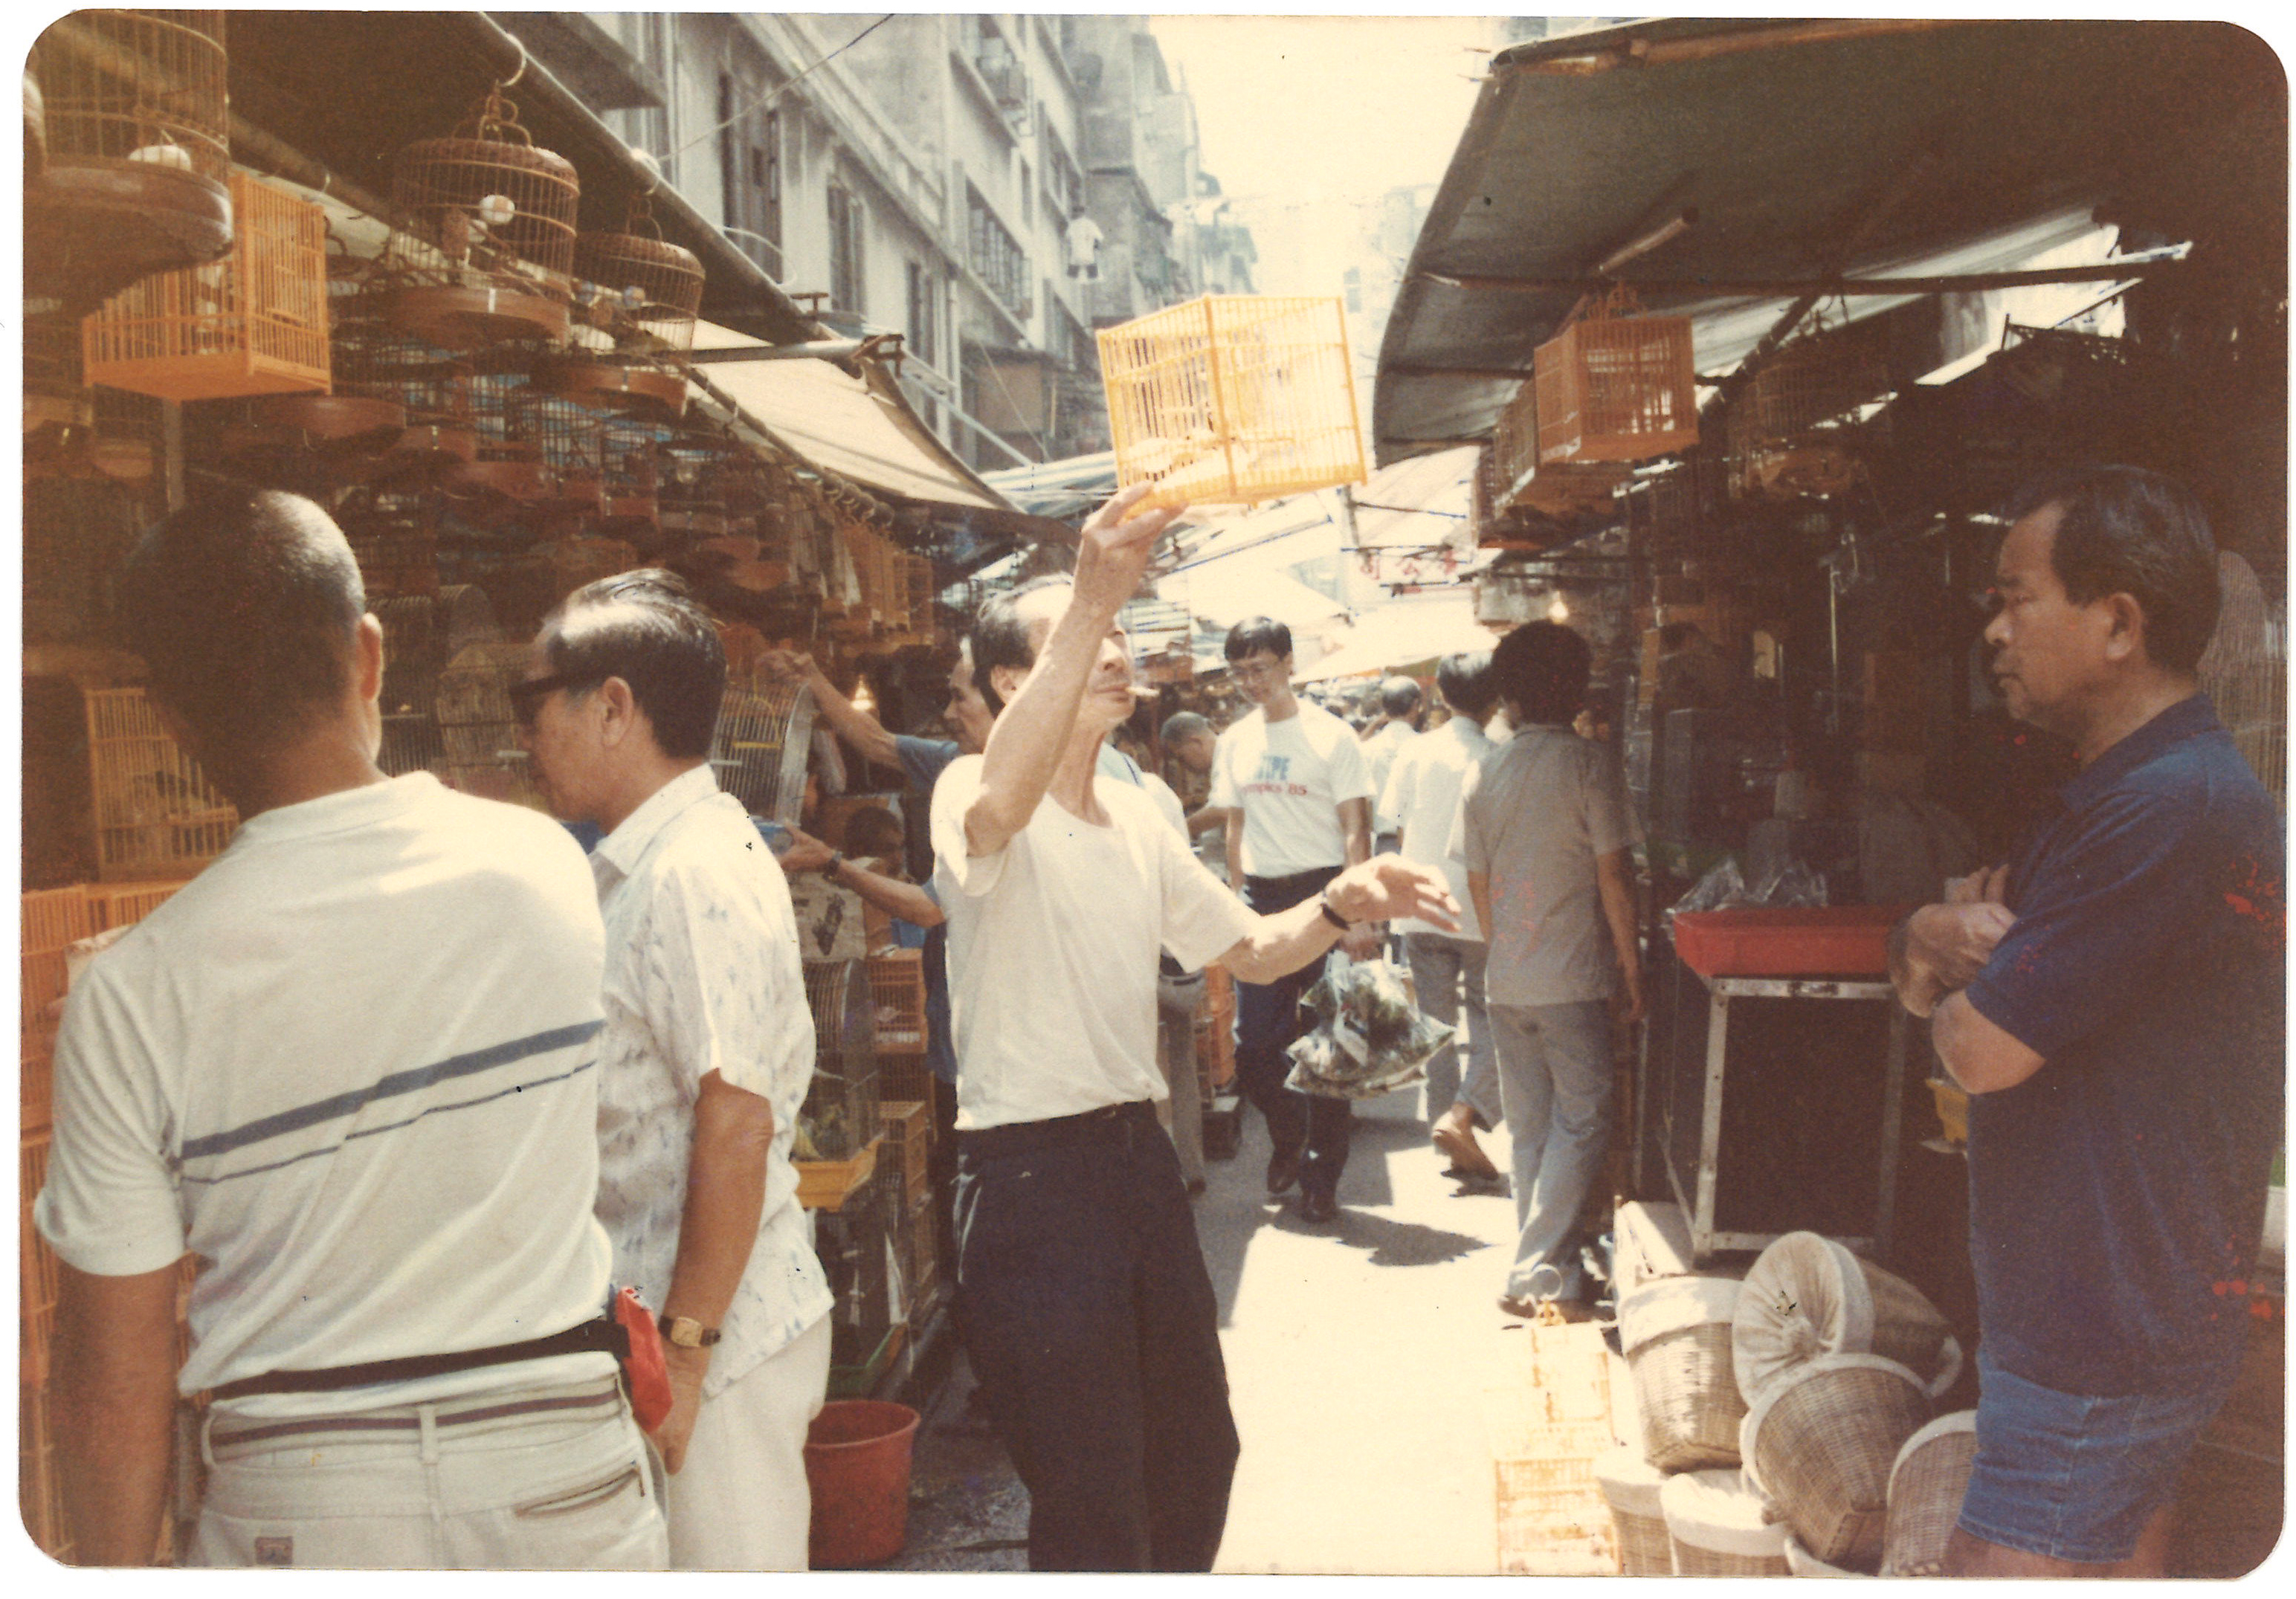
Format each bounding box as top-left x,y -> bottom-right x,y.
1621,454 -> 1737,572
1491,378 -> 1542,501
84,685 -> 239,880
574,190 -> 704,354
384,85 -> 578,349
1731,319 -> 1893,453
658,427 -> 748,540
338,491 -> 441,601
434,640 -> 544,807
82,170 -> 332,401
1532,287 -> 1698,465
1099,294 -> 1367,507
713,681 -> 816,823
331,287 -> 476,441
33,10 -> 228,182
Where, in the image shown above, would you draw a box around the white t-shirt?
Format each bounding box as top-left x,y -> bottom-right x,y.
36,775 -> 619,1417
1363,720 -> 1417,818
1206,702 -> 1374,879
932,758 -> 1256,1131
589,765 -> 831,1400
1379,715 -> 1494,940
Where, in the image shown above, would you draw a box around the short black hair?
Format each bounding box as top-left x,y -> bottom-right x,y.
540,569 -> 725,759
1379,676 -> 1423,719
1224,616 -> 1292,663
1435,650 -> 1497,720
2006,465 -> 2220,672
117,488 -> 366,769
970,575 -> 1072,717
1489,621 -> 1590,726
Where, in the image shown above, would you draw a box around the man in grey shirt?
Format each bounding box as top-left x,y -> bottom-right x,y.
1457,621 -> 1642,1319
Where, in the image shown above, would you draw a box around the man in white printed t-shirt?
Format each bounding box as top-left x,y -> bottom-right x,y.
932,488 -> 1457,1570
36,491 -> 665,1569
1207,617 -> 1379,1222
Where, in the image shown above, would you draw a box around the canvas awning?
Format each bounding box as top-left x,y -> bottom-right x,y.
1292,595 -> 1501,683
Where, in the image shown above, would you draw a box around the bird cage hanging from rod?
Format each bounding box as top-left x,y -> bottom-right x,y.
507,388 -> 608,511
33,10 -> 229,182
434,640 -> 544,807
384,84 -> 577,349
82,170 -> 332,401
1099,294 -> 1368,508
657,427 -> 749,541
713,680 -> 816,823
1532,285 -> 1698,465
1730,317 -> 1893,452
331,285 -> 477,466
533,190 -> 702,421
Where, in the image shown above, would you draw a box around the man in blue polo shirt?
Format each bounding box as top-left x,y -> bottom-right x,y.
1889,465 -> 2283,1577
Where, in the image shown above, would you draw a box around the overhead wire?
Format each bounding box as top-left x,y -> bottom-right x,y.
668,15 -> 897,162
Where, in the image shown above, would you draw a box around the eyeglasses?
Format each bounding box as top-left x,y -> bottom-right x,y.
509,671 -> 597,728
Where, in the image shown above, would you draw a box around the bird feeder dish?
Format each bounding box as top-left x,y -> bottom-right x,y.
390,85 -> 580,285
81,170 -> 332,401
1099,294 -> 1367,508
1532,288 -> 1698,465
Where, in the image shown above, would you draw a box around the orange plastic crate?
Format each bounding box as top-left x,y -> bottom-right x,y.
1532,289 -> 1697,466
82,170 -> 332,401
1100,294 -> 1367,507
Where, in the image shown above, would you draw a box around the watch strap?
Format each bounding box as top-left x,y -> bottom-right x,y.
1318,893 -> 1352,931
657,1314 -> 723,1348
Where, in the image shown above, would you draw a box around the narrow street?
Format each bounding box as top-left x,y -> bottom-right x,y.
895,1094 -> 1536,1574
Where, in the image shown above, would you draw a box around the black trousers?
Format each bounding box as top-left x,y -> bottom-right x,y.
954,1100 -> 1239,1571
1236,866 -> 1353,1197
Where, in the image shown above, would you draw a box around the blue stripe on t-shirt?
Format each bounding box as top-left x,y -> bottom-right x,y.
178,1020 -> 606,1163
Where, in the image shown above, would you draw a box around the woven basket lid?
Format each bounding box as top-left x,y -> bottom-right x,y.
1660,1467 -> 1790,1558
1887,1409 -> 1979,1500
1784,1532 -> 1868,1577
1619,1273 -> 1744,1357
1738,1352 -> 1928,1502
1734,1232 -> 1874,1400
1593,1443 -> 1671,1517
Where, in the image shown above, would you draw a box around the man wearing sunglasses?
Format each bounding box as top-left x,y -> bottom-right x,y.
517,571 -> 831,1570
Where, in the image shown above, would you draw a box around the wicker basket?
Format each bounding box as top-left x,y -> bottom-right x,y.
1881,1410 -> 1979,1577
1660,1467 -> 1790,1577
1741,1353 -> 1930,1571
1619,1273 -> 1747,1470
1735,1231 -> 1961,1404
1784,1532 -> 1868,1577
1593,1443 -> 1674,1575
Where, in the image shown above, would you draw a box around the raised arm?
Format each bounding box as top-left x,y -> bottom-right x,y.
963,485 -> 1180,857
780,826 -> 944,928
764,650 -> 900,770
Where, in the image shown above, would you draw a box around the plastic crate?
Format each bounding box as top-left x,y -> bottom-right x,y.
85,688 -> 240,882
1532,288 -> 1697,466
864,952 -> 926,1056
1670,905 -> 1910,980
802,960 -> 880,1160
1099,294 -> 1367,508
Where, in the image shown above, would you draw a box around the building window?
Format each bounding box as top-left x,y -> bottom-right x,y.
906,259 -> 938,366
718,76 -> 781,274
967,185 -> 1029,320
1043,126 -> 1082,219
1019,160 -> 1033,228
828,183 -> 865,316
613,14 -> 674,185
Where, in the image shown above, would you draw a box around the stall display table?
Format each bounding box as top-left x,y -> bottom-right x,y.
1665,908 -> 1912,1264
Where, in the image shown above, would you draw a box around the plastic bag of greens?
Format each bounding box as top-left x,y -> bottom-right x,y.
1284,954 -> 1454,1099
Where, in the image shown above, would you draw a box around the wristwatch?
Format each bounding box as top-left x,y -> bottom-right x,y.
658,1314 -> 723,1349
823,851 -> 847,882
1318,890 -> 1353,931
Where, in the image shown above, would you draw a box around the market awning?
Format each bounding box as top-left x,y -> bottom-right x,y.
1375,18 -> 2283,462
1291,595 -> 1500,684
1349,447 -> 1481,552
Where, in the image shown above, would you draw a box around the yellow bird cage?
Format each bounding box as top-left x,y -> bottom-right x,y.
84,686 -> 239,881
1532,288 -> 1698,466
1099,294 -> 1367,508
81,171 -> 332,401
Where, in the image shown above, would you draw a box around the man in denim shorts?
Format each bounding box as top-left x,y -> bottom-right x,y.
1889,467 -> 2283,1575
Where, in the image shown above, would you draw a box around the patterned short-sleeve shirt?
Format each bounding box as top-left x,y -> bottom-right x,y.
592,764 -> 832,1398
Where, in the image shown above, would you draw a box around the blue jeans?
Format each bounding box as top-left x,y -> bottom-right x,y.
1489,999 -> 1613,1302
954,1101 -> 1238,1570
1958,1344 -> 2230,1565
1404,932 -> 1501,1130
1235,868 -> 1352,1199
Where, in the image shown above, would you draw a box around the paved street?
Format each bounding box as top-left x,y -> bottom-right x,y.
894,1093 -> 1536,1574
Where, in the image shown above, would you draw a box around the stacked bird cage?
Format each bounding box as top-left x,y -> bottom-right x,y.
1739,1354 -> 1930,1571
383,84 -> 577,350
712,679 -> 814,821
1491,374 -> 1633,520
21,1125 -> 71,1561
864,950 -> 928,1059
1532,287 -> 1698,466
657,425 -> 748,541
82,169 -> 332,401
506,387 -> 609,514
84,686 -> 238,881
1100,294 -> 1367,507
338,488 -> 441,600
1620,453 -> 1738,574
596,412 -> 674,537
329,285 -> 477,469
799,958 -> 881,1164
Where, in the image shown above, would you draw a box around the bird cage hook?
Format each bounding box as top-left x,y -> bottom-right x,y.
501,36 -> 529,90
622,189 -> 665,240
458,83 -> 538,149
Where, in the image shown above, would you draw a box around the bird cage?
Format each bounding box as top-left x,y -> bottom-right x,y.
22,887 -> 96,1122
33,10 -> 229,183
1100,294 -> 1367,507
434,640 -> 544,807
1622,453 -> 1737,571
84,685 -> 239,880
331,286 -> 477,463
377,583 -> 498,715
801,959 -> 881,1161
384,85 -> 577,349
596,413 -> 673,532
712,680 -> 816,821
578,190 -> 705,352
657,427 -> 747,540
1491,378 -> 1542,500
1732,318 -> 1893,452
339,491 -> 440,600
2197,550 -> 2286,807
82,170 -> 332,401
1532,287 -> 1697,465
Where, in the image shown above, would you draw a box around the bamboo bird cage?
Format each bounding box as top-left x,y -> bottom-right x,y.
1532,287 -> 1699,466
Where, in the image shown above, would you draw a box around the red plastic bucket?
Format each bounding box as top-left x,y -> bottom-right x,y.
804,1398 -> 921,1569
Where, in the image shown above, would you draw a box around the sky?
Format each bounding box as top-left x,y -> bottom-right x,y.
1147,15 -> 1496,210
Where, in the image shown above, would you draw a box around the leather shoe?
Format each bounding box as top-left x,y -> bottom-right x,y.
1298,1188 -> 1340,1224
1497,1294 -> 1597,1324
1265,1146 -> 1303,1195
1431,1120 -> 1501,1181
